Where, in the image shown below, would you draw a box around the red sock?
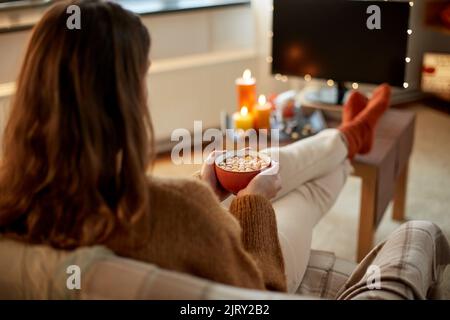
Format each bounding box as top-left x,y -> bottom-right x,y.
339,84 -> 391,158
342,91 -> 368,124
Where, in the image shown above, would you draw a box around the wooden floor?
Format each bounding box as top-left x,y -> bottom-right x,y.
153,153 -> 202,178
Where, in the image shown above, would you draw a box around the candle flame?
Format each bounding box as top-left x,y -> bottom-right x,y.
240,106 -> 249,116
258,94 -> 267,105
243,69 -> 252,81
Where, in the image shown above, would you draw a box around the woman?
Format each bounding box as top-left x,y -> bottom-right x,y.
0,0 -> 390,293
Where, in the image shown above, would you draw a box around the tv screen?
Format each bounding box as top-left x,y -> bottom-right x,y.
272,0 -> 411,87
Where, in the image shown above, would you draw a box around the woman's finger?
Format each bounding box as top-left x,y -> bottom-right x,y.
260,160 -> 279,176
205,150 -> 226,165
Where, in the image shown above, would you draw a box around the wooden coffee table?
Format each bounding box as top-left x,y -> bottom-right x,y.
351,109 -> 415,261
299,96 -> 416,261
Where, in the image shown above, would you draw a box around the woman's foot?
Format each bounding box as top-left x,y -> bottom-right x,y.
342,91 -> 368,124
339,84 -> 391,158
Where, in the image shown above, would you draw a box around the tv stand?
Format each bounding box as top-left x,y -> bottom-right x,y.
302,81 -> 349,106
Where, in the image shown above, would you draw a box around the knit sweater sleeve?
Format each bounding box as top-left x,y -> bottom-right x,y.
173,181 -> 287,292
109,177 -> 287,293
229,195 -> 287,292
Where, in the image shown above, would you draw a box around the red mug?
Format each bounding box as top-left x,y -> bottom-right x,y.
214,150 -> 271,194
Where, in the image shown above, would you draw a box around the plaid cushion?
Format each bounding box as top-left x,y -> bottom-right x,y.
337,221 -> 450,300
296,250 -> 356,299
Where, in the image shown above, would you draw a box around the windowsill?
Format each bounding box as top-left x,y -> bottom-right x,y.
0,0 -> 251,33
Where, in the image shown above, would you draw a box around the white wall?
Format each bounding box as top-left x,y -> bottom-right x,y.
142,7 -> 256,142
0,4 -> 293,149
0,30 -> 30,84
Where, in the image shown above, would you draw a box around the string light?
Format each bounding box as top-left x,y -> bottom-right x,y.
407,29 -> 413,35
405,57 -> 411,63
304,74 -> 312,82
403,82 -> 409,89
409,2 -> 414,7
352,82 -> 359,89
327,79 -> 334,87
266,56 -> 273,63
281,76 -> 289,82
275,74 -> 282,81
268,31 -> 273,38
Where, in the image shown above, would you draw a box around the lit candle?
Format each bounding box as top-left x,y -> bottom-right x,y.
254,94 -> 272,130
236,69 -> 257,112
233,106 -> 254,131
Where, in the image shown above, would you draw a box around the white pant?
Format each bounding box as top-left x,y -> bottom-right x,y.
225,129 -> 351,293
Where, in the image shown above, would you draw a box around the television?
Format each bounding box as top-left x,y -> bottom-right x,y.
272,0 -> 411,104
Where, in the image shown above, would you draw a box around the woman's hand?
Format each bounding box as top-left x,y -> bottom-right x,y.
237,161 -> 282,200
200,150 -> 231,201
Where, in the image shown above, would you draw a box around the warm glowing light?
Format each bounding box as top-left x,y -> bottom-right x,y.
409,2 -> 414,7
304,74 -> 312,81
352,82 -> 359,89
240,106 -> 249,116
268,31 -> 274,38
275,73 -> 282,80
407,29 -> 412,35
405,57 -> 411,63
266,56 -> 273,63
281,76 -> 288,82
258,94 -> 267,105
403,82 -> 409,89
327,79 -> 334,87
243,69 -> 252,81
287,44 -> 303,60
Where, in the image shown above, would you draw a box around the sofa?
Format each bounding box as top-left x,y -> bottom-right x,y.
0,237 -> 357,300
1,221 -> 448,300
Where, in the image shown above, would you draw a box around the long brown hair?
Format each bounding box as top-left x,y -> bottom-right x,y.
0,0 -> 153,249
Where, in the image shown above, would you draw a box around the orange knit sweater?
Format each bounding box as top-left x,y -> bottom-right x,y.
105,176 -> 287,292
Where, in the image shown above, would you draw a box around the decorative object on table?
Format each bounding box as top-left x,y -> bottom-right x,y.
254,94 -> 272,130
222,89 -> 328,143
232,106 -> 254,131
227,72 -> 326,142
231,69 -> 274,136
235,69 -> 257,112
271,109 -> 328,142
214,150 -> 271,194
272,90 -> 298,121
271,90 -> 328,142
421,52 -> 450,102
